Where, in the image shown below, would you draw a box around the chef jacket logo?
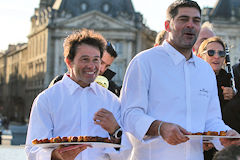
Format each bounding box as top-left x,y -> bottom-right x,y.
199,88 -> 209,98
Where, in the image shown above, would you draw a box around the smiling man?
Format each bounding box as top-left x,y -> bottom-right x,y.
49,41 -> 121,96
120,1 -> 239,160
25,29 -> 122,160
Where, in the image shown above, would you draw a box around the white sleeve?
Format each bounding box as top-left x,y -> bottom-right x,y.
120,57 -> 156,141
25,93 -> 54,160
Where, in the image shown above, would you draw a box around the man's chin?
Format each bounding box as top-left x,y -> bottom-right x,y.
182,41 -> 195,49
88,77 -> 98,84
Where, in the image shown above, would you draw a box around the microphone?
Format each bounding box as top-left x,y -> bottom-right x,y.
95,75 -> 109,89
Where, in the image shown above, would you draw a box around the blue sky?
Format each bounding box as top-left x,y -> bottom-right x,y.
0,0 -> 217,51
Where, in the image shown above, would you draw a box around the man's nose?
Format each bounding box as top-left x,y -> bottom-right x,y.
186,20 -> 194,28
87,61 -> 96,69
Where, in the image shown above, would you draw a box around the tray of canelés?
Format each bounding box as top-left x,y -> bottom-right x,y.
186,131 -> 240,141
30,136 -> 123,148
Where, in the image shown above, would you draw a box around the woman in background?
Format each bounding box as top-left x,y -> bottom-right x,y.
198,36 -> 235,108
198,36 -> 235,160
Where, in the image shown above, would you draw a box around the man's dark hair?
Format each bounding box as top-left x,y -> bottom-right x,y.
106,41 -> 117,58
166,0 -> 201,20
213,145 -> 240,160
63,28 -> 106,61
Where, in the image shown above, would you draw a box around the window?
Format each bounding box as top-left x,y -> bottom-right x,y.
102,3 -> 110,13
80,2 -> 88,12
114,42 -> 123,55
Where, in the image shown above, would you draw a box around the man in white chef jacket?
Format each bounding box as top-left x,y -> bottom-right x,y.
120,1 -> 240,160
25,29 -> 124,160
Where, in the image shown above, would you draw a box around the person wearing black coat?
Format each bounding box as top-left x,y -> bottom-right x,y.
198,36 -> 236,160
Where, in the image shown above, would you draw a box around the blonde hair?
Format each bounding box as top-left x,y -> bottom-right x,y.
154,30 -> 168,46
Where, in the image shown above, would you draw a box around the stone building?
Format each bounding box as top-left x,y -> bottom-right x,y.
0,0 -> 156,122
0,44 -> 28,122
202,0 -> 240,65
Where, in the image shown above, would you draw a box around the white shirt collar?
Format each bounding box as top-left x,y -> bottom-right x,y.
62,74 -> 98,95
162,40 -> 197,67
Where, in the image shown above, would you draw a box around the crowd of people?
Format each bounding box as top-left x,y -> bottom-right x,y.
25,0 -> 240,160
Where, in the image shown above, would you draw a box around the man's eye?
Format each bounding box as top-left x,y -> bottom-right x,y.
93,59 -> 100,63
194,19 -> 201,23
179,18 -> 188,21
81,58 -> 89,62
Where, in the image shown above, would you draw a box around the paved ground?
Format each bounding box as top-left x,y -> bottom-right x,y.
0,145 -> 27,160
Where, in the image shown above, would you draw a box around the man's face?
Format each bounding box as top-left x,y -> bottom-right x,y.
193,28 -> 215,53
66,43 -> 101,87
99,51 -> 115,75
166,7 -> 201,50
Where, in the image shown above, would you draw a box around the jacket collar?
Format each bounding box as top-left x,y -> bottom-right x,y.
102,69 -> 116,81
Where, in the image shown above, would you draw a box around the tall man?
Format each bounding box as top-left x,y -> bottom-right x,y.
120,1 -> 239,160
25,29 -> 121,160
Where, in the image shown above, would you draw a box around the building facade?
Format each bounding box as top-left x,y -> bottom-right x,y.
0,44 -> 28,122
0,0 -> 156,122
202,0 -> 240,65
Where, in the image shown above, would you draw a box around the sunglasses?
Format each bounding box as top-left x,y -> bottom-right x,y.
202,50 -> 226,57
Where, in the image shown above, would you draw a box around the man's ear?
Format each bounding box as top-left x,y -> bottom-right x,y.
165,20 -> 171,32
65,58 -> 72,69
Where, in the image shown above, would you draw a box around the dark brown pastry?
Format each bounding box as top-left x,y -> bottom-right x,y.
206,131 -> 218,136
96,136 -> 105,142
77,136 -> 83,142
191,132 -> 203,135
32,139 -> 39,144
61,137 -> 68,142
83,136 -> 94,142
103,138 -> 112,143
50,136 -> 62,143
42,138 -> 50,143
219,131 -> 227,136
67,136 -> 78,142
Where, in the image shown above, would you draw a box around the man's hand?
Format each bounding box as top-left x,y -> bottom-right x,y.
51,144 -> 91,160
93,108 -> 119,134
221,86 -> 235,100
220,129 -> 240,147
160,122 -> 190,145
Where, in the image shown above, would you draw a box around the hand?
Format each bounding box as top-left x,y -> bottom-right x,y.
93,108 -> 119,134
220,129 -> 240,147
203,142 -> 214,151
160,122 -> 190,145
221,86 -> 234,100
51,144 -> 91,160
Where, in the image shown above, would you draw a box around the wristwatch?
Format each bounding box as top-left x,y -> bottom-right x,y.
110,127 -> 122,139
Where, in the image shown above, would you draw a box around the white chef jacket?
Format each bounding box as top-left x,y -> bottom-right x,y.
25,74 -> 121,160
120,41 -> 231,160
